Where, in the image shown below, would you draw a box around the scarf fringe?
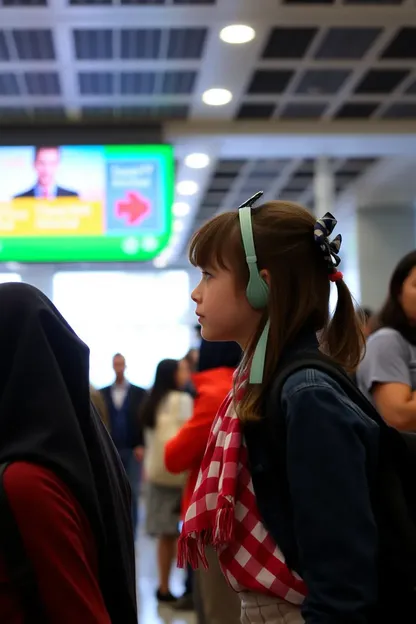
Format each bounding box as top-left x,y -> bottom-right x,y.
178,502 -> 235,570
213,502 -> 234,545
178,531 -> 211,570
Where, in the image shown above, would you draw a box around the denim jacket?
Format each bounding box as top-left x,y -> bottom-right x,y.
244,333 -> 380,624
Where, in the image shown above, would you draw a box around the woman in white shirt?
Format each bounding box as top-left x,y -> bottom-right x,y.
141,358 -> 192,604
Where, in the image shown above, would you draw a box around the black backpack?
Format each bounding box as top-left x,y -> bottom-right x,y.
0,463 -> 45,622
264,351 -> 416,619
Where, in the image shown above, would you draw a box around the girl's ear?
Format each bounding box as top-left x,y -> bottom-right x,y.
260,269 -> 271,288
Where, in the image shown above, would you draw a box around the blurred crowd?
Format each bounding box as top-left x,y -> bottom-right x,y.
90,324 -> 243,624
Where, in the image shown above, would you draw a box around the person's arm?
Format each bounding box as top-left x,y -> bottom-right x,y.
358,332 -> 416,430
4,462 -> 111,624
373,383 -> 416,431
282,380 -> 378,624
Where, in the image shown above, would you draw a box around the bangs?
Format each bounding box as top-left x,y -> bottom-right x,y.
189,212 -> 240,270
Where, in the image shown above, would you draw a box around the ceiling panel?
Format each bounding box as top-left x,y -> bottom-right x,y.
161,70 -> 197,95
0,73 -> 20,96
381,28 -> 416,58
12,29 -> 55,60
167,28 -> 207,59
0,33 -> 9,61
280,102 -> 327,119
406,80 -> 416,95
120,0 -> 165,4
119,105 -> 189,118
79,72 -> 114,95
3,0 -> 46,5
335,102 -> 378,118
120,72 -> 156,95
25,71 -> 61,95
295,69 -> 351,94
355,68 -> 409,93
173,0 -> 216,3
236,103 -> 275,119
70,0 -> 111,5
382,103 -> 416,119
120,29 -> 162,59
315,28 -> 381,59
74,29 -> 113,60
247,69 -> 294,94
261,27 -> 317,59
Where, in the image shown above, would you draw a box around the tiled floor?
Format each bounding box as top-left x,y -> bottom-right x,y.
136,526 -> 196,624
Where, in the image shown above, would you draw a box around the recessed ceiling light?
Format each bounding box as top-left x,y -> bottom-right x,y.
220,25 -> 256,45
174,220 -> 185,233
202,88 -> 233,106
185,152 -> 210,169
173,202 -> 191,217
177,180 -> 199,196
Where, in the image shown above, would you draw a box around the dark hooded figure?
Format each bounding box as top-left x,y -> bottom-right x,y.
0,283 -> 137,623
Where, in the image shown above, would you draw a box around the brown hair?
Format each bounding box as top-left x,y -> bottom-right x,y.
189,201 -> 364,422
375,250 -> 416,344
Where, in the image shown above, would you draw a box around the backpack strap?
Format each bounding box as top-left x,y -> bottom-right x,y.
0,463 -> 45,623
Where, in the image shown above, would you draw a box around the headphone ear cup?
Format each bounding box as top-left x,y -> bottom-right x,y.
246,273 -> 269,310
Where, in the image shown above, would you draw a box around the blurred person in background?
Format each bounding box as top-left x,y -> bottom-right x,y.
357,250 -> 416,430
141,358 -> 192,604
165,340 -> 242,624
360,306 -> 376,339
0,283 -> 137,623
100,353 -> 146,535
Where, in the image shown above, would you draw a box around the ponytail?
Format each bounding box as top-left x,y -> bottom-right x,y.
323,279 -> 365,372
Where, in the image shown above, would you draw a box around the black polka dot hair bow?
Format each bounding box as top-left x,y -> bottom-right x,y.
314,212 -> 343,282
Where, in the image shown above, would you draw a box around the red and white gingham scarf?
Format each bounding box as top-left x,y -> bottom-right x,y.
177,390 -> 307,603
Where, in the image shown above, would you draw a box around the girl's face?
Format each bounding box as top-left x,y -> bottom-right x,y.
399,266 -> 416,324
175,358 -> 191,389
191,266 -> 261,348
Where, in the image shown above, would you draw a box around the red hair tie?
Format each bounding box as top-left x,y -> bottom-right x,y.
329,271 -> 343,283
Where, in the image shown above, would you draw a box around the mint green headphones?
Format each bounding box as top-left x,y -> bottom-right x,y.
238,191 -> 270,384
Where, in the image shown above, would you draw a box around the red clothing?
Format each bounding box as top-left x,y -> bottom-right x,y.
165,367 -> 234,517
0,462 -> 111,624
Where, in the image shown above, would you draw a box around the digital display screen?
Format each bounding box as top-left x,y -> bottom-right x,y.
0,144 -> 174,262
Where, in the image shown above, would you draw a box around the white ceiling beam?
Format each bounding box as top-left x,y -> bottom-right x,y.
1,3 -> 416,28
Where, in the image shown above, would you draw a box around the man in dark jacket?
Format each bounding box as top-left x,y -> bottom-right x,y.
101,353 -> 146,535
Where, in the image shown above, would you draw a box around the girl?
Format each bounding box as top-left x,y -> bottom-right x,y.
178,196 -> 379,624
0,283 -> 137,623
141,358 -> 192,603
357,250 -> 416,430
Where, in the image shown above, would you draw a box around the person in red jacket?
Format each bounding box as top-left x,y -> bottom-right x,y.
165,340 -> 241,624
0,283 -> 137,623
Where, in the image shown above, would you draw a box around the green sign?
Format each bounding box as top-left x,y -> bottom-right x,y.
0,144 -> 174,262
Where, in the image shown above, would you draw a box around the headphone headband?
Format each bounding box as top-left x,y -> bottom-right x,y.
238,190 -> 269,384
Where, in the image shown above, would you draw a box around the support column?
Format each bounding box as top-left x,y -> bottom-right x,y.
356,205 -> 416,310
314,157 -> 335,215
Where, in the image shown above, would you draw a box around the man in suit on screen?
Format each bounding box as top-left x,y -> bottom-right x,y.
14,146 -> 79,199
